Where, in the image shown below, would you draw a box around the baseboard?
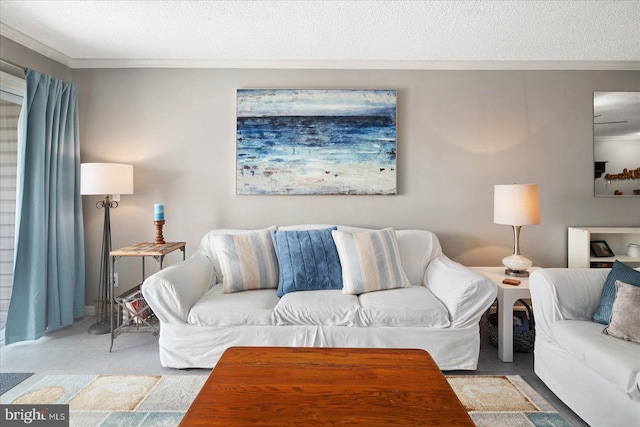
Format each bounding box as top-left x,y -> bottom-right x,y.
85,305 -> 95,316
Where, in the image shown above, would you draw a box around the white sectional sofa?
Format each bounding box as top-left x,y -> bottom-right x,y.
141,225 -> 497,370
530,268 -> 640,427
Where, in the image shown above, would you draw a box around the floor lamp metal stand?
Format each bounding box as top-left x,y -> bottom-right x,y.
88,196 -> 118,335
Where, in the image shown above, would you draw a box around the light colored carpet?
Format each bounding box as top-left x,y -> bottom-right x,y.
9,374 -> 570,426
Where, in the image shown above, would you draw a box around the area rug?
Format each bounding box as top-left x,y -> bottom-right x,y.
9,374 -> 570,426
0,372 -> 33,396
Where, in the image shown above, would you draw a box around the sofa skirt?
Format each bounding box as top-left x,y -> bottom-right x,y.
157,323 -> 480,371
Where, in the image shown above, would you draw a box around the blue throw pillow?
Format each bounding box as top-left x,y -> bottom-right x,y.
593,261 -> 640,324
271,227 -> 342,297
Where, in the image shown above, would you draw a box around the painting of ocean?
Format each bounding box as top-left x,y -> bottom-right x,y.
236,89 -> 397,195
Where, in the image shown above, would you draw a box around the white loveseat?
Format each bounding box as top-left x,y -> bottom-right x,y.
141,225 -> 497,370
530,268 -> 640,427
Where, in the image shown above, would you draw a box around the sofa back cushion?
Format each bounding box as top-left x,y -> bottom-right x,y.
271,227 -> 342,297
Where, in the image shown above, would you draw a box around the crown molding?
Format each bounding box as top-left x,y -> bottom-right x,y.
1,23 -> 73,68
69,58 -> 640,71
3,23 -> 639,71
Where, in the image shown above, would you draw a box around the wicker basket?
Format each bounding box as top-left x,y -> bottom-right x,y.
487,299 -> 535,353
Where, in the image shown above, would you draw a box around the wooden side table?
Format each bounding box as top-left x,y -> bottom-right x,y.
471,266 -> 537,363
109,242 -> 186,351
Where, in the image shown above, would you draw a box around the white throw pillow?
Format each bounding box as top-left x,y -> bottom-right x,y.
213,229 -> 279,293
332,228 -> 411,295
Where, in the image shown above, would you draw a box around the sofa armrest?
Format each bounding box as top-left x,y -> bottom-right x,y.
141,255 -> 215,324
425,256 -> 498,328
529,268 -> 609,344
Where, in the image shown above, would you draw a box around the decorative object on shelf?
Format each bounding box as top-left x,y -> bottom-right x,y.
494,183 -> 540,277
627,243 -> 640,258
605,167 -> 640,181
236,89 -> 397,195
81,163 -> 134,335
591,240 -> 615,257
153,203 -> 165,244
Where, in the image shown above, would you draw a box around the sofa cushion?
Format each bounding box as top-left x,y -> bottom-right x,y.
603,280 -> 640,344
358,286 -> 450,327
273,289 -> 361,326
332,228 -> 411,294
188,284 -> 279,326
214,229 -> 279,293
271,227 -> 342,297
550,320 -> 640,401
593,261 -> 640,324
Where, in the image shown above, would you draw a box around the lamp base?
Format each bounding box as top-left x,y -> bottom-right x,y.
88,321 -> 110,335
505,268 -> 530,278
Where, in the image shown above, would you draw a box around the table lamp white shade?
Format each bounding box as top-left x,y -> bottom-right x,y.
494,184 -> 540,276
81,163 -> 134,196
494,184 -> 540,226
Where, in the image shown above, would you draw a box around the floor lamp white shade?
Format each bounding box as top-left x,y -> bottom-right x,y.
81,163 -> 134,334
494,184 -> 540,277
81,163 -> 134,196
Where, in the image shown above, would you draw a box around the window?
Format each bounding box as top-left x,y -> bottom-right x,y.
0,70 -> 25,342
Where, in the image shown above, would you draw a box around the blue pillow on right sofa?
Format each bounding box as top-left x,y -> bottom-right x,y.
593,261 -> 640,325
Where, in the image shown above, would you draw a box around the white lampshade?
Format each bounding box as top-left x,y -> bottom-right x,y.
494,184 -> 540,226
81,163 -> 134,196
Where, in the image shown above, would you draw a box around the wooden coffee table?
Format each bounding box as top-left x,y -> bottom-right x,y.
180,347 -> 473,426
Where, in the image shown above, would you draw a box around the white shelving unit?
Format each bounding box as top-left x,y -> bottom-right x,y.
568,227 -> 640,268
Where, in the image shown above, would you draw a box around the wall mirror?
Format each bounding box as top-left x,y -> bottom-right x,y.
593,91 -> 640,197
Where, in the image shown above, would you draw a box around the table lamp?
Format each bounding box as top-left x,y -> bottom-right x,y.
81,163 -> 134,334
494,183 -> 540,277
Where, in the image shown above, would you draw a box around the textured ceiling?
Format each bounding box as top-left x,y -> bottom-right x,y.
1,1 -> 639,69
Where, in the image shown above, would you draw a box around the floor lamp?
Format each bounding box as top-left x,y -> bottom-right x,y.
81,163 -> 134,335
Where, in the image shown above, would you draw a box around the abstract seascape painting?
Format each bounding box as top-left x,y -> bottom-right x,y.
236,89 -> 397,195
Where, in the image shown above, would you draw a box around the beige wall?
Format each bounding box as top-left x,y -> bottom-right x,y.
73,68 -> 640,304
2,37 -> 638,313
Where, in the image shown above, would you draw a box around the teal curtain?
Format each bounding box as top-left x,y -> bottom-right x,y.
5,69 -> 85,345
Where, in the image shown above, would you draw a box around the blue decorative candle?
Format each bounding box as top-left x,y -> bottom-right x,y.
154,204 -> 165,221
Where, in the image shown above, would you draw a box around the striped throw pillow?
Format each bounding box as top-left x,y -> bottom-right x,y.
332,228 -> 411,295
214,230 -> 279,293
